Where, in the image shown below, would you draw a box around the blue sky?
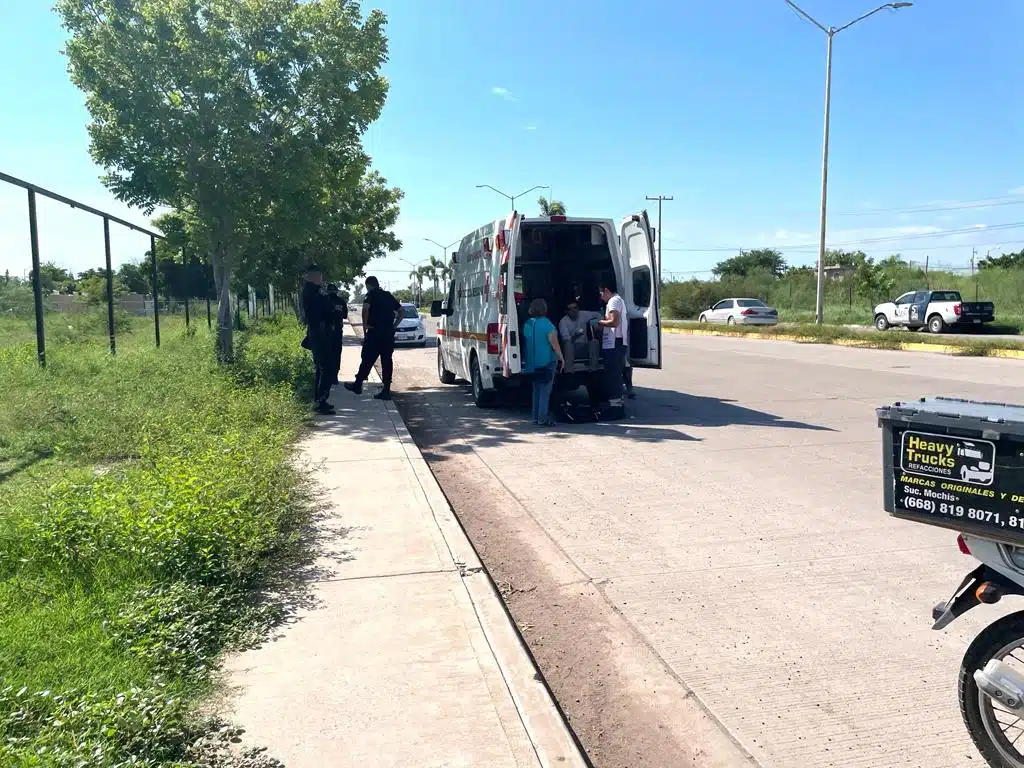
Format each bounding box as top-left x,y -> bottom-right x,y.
1,0 -> 1022,289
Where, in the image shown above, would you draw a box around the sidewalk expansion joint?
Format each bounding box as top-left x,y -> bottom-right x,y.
320,567 -> 457,584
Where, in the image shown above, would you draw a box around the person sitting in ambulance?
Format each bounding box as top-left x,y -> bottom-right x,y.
558,300 -> 600,372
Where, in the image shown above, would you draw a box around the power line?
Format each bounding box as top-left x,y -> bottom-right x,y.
835,197 -> 1024,217
661,221 -> 1024,253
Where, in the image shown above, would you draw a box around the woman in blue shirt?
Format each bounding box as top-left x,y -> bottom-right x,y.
523,298 -> 564,426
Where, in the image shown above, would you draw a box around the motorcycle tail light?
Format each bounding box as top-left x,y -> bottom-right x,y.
957,534 -> 971,555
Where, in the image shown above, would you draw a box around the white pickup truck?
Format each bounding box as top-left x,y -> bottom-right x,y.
873,290 -> 995,333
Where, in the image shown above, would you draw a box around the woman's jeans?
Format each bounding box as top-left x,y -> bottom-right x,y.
531,365 -> 556,423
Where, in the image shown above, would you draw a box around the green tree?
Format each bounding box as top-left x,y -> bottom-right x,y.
824,249 -> 867,268
538,196 -> 566,216
29,262 -> 74,294
58,0 -> 402,360
79,273 -> 128,306
855,257 -> 895,304
117,261 -> 151,295
979,250 -> 1024,270
712,248 -> 787,279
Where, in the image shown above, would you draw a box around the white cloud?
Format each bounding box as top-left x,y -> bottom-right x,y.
491,86 -> 516,101
1009,186 -> 1024,195
771,229 -> 815,242
524,125 -> 537,131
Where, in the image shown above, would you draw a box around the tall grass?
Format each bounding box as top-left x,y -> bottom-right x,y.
0,316 -> 311,766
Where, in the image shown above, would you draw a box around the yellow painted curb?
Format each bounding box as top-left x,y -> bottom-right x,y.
991,348 -> 1024,360
663,325 -> 1024,359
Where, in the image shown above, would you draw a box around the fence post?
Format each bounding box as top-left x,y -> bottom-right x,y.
103,216 -> 116,355
182,246 -> 190,329
206,289 -> 212,329
27,189 -> 46,368
150,235 -> 161,347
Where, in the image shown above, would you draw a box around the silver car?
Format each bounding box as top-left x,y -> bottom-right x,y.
699,298 -> 778,326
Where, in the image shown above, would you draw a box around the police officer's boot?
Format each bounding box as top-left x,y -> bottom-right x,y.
373,385 -> 392,401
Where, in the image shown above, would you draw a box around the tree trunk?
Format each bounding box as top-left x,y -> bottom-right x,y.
211,239 -> 234,363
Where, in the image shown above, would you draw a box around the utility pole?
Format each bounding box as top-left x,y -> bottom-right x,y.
785,1 -> 914,324
645,195 -> 673,276
972,249 -> 979,301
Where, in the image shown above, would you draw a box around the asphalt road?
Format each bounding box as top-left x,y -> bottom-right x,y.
386,326 -> 1024,768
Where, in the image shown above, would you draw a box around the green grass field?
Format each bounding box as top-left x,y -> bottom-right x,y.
0,311 -> 313,766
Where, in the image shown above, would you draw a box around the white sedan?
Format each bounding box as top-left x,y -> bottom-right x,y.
698,298 -> 778,326
394,303 -> 427,346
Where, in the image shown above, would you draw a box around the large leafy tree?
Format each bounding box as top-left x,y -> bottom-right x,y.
712,248 -> 787,279
58,0 -> 402,359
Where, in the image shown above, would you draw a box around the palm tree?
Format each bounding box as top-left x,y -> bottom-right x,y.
409,268 -> 423,306
427,256 -> 443,300
440,259 -> 453,294
538,196 -> 567,216
417,264 -> 433,305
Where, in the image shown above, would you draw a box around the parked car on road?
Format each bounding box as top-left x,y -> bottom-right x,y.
873,290 -> 994,333
698,298 -> 778,326
395,303 -> 427,346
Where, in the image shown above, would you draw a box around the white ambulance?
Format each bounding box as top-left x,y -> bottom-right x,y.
431,211 -> 661,407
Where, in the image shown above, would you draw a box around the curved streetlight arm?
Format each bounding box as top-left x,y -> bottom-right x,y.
786,1 -> 912,36
836,3 -> 911,34
424,238 -> 462,262
785,0 -> 828,33
512,185 -> 548,202
475,184 -> 511,201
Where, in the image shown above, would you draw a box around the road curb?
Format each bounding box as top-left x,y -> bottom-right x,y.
353,323 -> 589,767
375,393 -> 589,768
664,325 -> 1024,358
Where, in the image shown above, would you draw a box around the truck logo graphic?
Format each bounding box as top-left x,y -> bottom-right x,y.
900,431 -> 996,487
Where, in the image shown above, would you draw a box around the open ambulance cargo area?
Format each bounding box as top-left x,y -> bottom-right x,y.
878,397 -> 1024,546
433,211 -> 661,407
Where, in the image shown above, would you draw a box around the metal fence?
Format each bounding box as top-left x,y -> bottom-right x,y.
1,171 -> 295,365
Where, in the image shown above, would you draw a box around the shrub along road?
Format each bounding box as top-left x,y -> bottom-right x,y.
391,331 -> 1024,767
0,316 -> 314,767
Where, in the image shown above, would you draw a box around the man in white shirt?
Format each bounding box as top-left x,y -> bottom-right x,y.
558,300 -> 600,372
596,279 -> 628,417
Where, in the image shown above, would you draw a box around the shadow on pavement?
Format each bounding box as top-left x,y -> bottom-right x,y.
627,386 -> 837,431
394,377 -> 833,461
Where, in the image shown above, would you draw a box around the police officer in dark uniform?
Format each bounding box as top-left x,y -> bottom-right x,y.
325,283 -> 348,385
344,276 -> 402,400
301,264 -> 335,414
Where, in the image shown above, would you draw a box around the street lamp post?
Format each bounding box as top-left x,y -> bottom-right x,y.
424,238 -> 461,301
399,257 -> 430,306
786,0 -> 912,325
475,184 -> 550,211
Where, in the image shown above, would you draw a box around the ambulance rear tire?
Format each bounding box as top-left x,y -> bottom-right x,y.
438,347 -> 456,385
470,355 -> 492,408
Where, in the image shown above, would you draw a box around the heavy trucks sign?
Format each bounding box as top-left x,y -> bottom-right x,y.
892,429 -> 1024,540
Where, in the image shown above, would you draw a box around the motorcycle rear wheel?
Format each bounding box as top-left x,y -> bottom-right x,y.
961,612 -> 1024,767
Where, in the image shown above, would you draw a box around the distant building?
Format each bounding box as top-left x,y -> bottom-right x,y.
823,264 -> 855,280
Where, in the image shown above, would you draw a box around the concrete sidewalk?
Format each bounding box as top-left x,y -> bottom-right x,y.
225,344 -> 586,768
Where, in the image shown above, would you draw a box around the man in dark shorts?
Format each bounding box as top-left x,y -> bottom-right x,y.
301,264 -> 335,414
596,277 -> 628,419
344,276 -> 402,400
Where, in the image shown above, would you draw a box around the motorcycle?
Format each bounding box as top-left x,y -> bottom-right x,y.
878,396 -> 1024,768
933,532 -> 1024,768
